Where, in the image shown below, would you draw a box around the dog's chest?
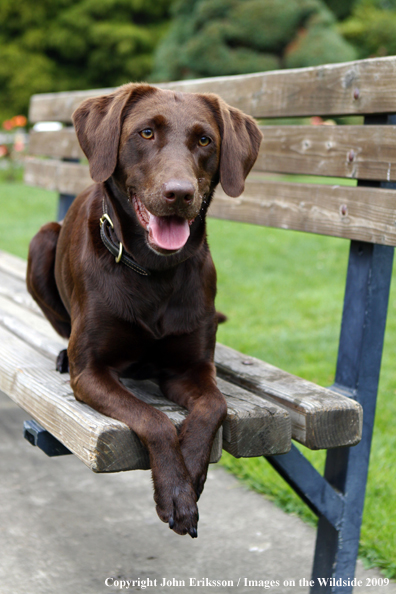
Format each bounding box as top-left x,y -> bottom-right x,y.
140,284 -> 209,339
115,273 -> 211,341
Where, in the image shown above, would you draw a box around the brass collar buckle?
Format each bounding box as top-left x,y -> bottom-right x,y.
99,213 -> 123,263
99,202 -> 150,276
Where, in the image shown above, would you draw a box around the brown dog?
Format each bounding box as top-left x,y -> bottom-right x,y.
27,84 -> 262,537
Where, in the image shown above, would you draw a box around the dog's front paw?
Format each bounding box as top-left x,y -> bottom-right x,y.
154,481 -> 198,538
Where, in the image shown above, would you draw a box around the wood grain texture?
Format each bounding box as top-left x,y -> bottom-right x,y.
28,56 -> 396,123
0,269 -> 43,316
212,179 -> 396,246
23,159 -> 396,245
29,128 -> 85,160
214,343 -> 362,450
0,324 -> 224,471
24,158 -> 93,195
0,294 -> 68,359
256,125 -> 396,181
28,125 -> 396,183
217,376 -> 290,457
0,249 -> 28,281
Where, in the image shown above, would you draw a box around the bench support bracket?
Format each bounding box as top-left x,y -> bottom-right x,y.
23,420 -> 72,457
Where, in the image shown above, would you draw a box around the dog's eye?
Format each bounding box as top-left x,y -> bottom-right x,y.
140,128 -> 154,139
198,136 -> 211,147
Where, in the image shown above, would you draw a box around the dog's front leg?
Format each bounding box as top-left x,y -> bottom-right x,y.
70,363 -> 198,537
161,361 -> 227,500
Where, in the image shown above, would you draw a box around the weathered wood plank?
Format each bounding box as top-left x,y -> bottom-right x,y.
29,87 -> 115,124
219,377 -> 290,457
24,158 -> 92,195
28,56 -> 396,123
28,125 -> 396,183
0,269 -> 43,316
214,343 -> 363,450
0,249 -> 27,281
0,294 -> 67,359
0,325 -> 151,472
29,128 -> 85,160
256,125 -> 396,181
0,325 -> 224,471
212,180 -> 396,246
24,158 -> 396,244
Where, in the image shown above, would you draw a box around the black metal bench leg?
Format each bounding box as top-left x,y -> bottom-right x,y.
311,241 -> 394,593
58,193 -> 75,221
57,155 -> 79,221
311,447 -> 368,593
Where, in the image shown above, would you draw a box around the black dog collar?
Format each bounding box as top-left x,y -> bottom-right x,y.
99,202 -> 151,276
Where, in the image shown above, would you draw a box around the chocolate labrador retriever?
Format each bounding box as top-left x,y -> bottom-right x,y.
27,83 -> 262,537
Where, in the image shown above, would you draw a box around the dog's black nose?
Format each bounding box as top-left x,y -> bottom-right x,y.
162,180 -> 195,205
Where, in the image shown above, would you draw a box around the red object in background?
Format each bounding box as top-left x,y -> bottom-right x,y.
12,115 -> 27,128
2,115 -> 27,130
310,116 -> 324,125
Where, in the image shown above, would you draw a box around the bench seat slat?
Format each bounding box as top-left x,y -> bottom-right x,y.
0,269 -> 43,316
0,249 -> 28,281
28,56 -> 396,122
214,343 -> 362,450
29,125 -> 396,184
0,325 -> 224,471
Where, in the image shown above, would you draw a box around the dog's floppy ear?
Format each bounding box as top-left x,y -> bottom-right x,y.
203,95 -> 263,197
219,101 -> 263,197
72,83 -> 156,183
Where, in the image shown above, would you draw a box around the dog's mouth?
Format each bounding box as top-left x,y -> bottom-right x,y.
132,194 -> 194,253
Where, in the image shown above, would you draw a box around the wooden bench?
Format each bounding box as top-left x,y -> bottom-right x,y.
2,55 -> 396,592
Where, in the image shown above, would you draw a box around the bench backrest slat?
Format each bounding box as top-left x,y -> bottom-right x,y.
25,56 -> 396,245
24,158 -> 396,246
29,124 -> 396,183
256,125 -> 396,182
28,57 -> 396,123
214,180 -> 396,245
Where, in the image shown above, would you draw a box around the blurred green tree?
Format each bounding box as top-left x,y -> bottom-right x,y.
322,0 -> 357,20
152,0 -> 357,81
0,0 -> 172,121
339,0 -> 396,58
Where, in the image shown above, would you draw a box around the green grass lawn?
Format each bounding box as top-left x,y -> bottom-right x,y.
0,170 -> 395,578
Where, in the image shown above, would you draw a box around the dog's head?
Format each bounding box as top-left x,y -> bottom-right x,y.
73,84 -> 262,255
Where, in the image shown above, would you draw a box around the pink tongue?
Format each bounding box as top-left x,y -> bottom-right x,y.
148,214 -> 190,251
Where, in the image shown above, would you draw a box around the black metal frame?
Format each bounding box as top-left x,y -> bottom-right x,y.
267,114 -> 395,593
24,419 -> 71,457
